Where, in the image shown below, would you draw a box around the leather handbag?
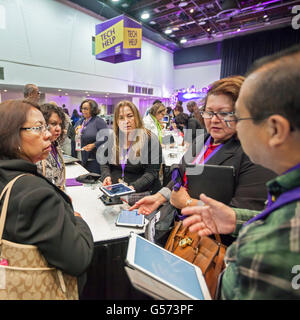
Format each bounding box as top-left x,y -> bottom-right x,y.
165,220 -> 226,299
0,174 -> 79,300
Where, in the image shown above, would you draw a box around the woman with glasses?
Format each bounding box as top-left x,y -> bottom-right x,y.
101,100 -> 162,194
0,100 -> 94,297
143,102 -> 167,144
75,99 -> 107,174
36,103 -> 67,189
130,76 -> 276,245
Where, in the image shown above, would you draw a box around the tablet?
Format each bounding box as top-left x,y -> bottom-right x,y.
116,210 -> 145,228
162,115 -> 169,123
100,183 -> 136,197
125,233 -> 211,300
186,164 -> 235,205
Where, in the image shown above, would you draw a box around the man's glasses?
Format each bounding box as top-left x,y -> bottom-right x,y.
20,124 -> 50,135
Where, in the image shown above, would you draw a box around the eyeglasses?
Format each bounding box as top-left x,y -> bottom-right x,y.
20,124 -> 50,134
224,116 -> 257,128
200,110 -> 236,121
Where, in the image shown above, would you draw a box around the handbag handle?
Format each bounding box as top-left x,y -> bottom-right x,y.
0,174 -> 28,241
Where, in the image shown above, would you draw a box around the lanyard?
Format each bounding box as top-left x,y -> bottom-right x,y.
120,140 -> 134,178
192,136 -> 224,165
80,117 -> 92,135
50,144 -> 61,169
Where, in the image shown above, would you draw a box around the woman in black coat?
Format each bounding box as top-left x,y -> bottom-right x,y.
130,77 -> 276,238
100,100 -> 162,194
0,99 -> 94,295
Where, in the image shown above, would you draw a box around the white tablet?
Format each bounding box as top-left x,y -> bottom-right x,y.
116,210 -> 145,228
100,183 -> 136,197
125,233 -> 211,300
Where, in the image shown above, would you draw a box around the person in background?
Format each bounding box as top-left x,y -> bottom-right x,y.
101,100 -> 162,194
23,83 -> 40,104
182,44 -> 300,300
71,109 -> 81,126
0,99 -> 94,295
36,103 -> 67,190
62,104 -> 70,116
143,102 -> 167,144
186,100 -> 206,141
173,101 -> 184,117
75,99 -> 107,174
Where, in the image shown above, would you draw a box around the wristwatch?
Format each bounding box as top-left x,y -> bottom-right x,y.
186,198 -> 193,207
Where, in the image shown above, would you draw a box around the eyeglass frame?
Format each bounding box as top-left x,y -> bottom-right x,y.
200,110 -> 236,120
20,124 -> 50,134
224,114 -> 295,132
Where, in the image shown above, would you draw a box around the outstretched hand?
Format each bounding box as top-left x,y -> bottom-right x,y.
129,193 -> 166,215
182,193 -> 236,237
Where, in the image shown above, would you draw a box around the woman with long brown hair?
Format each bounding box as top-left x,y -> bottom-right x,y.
100,100 -> 162,194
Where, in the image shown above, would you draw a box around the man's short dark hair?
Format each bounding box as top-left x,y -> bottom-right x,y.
244,44 -> 300,130
79,99 -> 99,117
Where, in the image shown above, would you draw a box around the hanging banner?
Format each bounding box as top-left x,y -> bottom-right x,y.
95,15 -> 142,64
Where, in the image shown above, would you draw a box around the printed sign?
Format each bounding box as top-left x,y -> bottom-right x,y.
95,15 -> 142,64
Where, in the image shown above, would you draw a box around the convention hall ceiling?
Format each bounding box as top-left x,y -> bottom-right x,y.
67,0 -> 298,50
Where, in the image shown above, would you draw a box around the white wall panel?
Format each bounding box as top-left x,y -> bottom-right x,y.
174,60 -> 221,91
0,0 -> 174,98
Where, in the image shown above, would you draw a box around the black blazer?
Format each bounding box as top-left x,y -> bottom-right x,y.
100,131 -> 162,194
167,134 -> 276,211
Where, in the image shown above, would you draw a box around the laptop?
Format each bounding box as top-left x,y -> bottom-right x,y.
185,164 -> 235,205
62,154 -> 80,164
125,233 -> 211,300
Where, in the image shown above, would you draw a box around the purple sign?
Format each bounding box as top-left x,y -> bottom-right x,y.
95,15 -> 142,64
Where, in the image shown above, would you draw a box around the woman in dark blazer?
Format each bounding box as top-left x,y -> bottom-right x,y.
100,100 -> 162,194
75,99 -> 107,174
0,99 -> 94,295
130,77 -> 276,245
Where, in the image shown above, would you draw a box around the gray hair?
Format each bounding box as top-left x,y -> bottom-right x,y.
23,84 -> 38,98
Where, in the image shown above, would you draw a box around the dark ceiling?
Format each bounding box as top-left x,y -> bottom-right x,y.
68,0 -> 298,50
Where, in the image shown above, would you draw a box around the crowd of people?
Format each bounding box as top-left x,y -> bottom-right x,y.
0,44 -> 299,299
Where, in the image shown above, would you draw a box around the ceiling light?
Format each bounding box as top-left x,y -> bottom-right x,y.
180,38 -> 187,44
3,89 -> 7,92
198,20 -> 206,26
172,27 -> 180,31
58,89 -> 62,92
237,28 -> 241,32
164,28 -> 172,34
111,0 -> 120,2
263,14 -> 268,19
178,1 -> 188,7
149,20 -> 156,25
141,12 -> 150,20
121,2 -> 129,7
190,9 -> 194,13
65,93 -> 68,95
207,28 -> 211,32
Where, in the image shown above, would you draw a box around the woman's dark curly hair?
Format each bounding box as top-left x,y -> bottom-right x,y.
40,103 -> 66,144
79,99 -> 99,117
